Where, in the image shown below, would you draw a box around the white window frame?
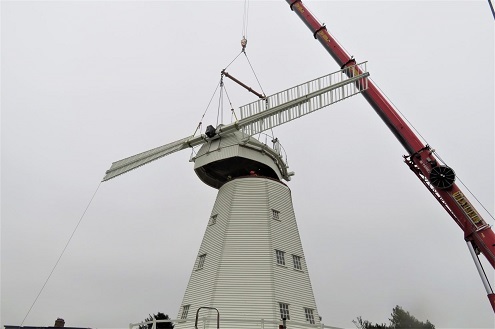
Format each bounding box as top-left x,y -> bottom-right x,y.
197,254 -> 206,270
304,308 -> 315,324
292,254 -> 302,270
275,249 -> 285,266
279,302 -> 290,320
272,209 -> 280,221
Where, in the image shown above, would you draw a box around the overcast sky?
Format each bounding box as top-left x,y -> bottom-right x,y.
2,1 -> 494,329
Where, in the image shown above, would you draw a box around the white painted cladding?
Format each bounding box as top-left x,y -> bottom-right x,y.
193,131 -> 285,181
176,177 -> 320,329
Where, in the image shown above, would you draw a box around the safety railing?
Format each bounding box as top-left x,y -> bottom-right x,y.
129,317 -> 345,329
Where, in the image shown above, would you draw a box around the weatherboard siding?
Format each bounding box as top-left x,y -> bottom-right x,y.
268,182 -> 320,325
193,132 -> 284,180
176,177 -> 320,329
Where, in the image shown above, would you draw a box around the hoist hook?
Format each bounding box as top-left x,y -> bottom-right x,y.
241,37 -> 247,52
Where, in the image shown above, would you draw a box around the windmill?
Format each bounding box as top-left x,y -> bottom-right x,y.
103,64 -> 369,329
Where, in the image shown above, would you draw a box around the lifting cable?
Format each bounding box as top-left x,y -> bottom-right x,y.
223,51 -> 244,72
20,182 -> 102,326
191,81 -> 221,138
216,77 -> 224,127
241,0 -> 249,50
221,82 -> 239,123
243,52 -> 266,98
224,0 -> 266,99
194,0 -> 272,140
488,0 -> 495,20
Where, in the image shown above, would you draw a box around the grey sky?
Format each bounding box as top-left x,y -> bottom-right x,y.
1,1 -> 494,329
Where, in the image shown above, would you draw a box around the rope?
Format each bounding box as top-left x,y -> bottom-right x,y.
488,0 -> 495,20
243,52 -> 266,96
216,80 -> 224,126
223,51 -> 243,71
192,81 -> 222,137
222,83 -> 239,123
21,181 -> 102,325
197,0 -> 259,131
242,0 -> 250,39
193,49 -> 249,135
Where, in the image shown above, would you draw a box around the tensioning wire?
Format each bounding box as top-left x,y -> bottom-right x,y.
20,181 -> 102,326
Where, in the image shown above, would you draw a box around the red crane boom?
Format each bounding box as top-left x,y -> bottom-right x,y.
285,0 -> 495,311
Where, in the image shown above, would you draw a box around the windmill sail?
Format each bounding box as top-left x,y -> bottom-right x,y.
238,62 -> 369,135
102,136 -> 193,181
103,63 -> 369,182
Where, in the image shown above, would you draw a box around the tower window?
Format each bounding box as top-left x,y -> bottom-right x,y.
181,305 -> 190,319
292,255 -> 302,270
272,209 -> 280,220
197,254 -> 206,270
209,214 -> 217,226
304,308 -> 315,324
279,303 -> 290,320
275,250 -> 285,266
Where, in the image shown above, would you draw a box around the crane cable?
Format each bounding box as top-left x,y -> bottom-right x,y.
239,0 -> 274,140
373,78 -> 494,223
216,78 -> 224,126
243,52 -> 266,99
191,81 -> 222,139
488,0 -> 495,20
195,0 -> 271,139
434,151 -> 495,222
239,0 -> 265,95
191,0 -> 248,139
241,0 -> 249,50
221,82 -> 239,123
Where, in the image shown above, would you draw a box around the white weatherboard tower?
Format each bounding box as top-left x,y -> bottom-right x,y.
178,131 -> 317,329
103,65 -> 369,329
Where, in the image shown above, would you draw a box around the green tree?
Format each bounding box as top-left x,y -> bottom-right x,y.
353,316 -> 388,329
139,312 -> 174,329
389,306 -> 434,329
354,305 -> 434,329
